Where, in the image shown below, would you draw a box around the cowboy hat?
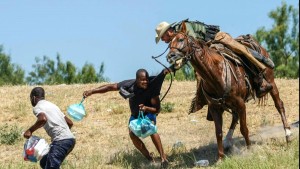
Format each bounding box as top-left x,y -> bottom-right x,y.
155,21 -> 176,44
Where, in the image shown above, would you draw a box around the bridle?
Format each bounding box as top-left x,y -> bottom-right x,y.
167,32 -> 197,66
151,32 -> 198,102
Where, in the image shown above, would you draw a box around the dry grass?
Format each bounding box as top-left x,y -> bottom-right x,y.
0,79 -> 298,168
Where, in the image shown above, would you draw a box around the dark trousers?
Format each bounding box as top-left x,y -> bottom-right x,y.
40,138 -> 75,169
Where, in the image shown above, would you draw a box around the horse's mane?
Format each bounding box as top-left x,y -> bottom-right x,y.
190,36 -> 223,65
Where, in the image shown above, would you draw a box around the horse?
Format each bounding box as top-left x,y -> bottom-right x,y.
166,22 -> 292,160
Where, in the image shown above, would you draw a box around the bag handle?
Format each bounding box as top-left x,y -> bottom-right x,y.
138,110 -> 145,119
79,97 -> 85,105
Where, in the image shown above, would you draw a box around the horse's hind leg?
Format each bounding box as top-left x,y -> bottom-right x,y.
269,82 -> 292,143
223,111 -> 239,149
237,101 -> 251,147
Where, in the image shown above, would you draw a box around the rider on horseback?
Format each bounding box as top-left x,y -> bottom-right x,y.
155,19 -> 274,119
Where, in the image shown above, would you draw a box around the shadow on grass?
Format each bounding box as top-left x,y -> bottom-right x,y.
107,137 -> 261,168
108,149 -> 159,169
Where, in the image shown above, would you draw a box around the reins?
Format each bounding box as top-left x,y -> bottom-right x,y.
152,46 -> 173,102
151,32 -> 196,102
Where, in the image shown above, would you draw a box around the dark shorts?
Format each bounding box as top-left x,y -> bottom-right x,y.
40,138 -> 76,169
129,113 -> 157,125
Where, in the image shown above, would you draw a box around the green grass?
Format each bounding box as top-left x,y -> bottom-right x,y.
0,123 -> 22,145
217,138 -> 299,169
161,102 -> 175,113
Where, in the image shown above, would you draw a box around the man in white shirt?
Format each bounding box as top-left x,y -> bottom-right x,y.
24,87 -> 75,169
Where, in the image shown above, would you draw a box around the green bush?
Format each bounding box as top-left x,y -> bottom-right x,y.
161,102 -> 175,113
0,123 -> 22,145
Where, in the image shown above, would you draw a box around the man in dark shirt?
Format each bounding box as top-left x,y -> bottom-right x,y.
83,68 -> 170,168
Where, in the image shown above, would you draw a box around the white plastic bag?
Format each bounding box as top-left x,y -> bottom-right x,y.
23,136 -> 49,162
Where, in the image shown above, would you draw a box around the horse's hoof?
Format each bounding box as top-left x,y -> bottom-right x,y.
285,129 -> 292,143
215,158 -> 223,165
223,139 -> 233,150
286,135 -> 292,143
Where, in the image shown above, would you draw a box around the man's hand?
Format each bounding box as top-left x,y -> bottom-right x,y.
23,129 -> 32,139
83,90 -> 93,98
139,104 -> 147,112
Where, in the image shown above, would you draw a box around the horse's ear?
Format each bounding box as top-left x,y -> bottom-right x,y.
181,22 -> 187,33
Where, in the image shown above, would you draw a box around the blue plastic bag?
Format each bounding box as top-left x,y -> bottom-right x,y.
67,98 -> 86,121
129,111 -> 157,138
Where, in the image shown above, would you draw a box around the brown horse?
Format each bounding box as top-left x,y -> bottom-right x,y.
167,23 -> 292,160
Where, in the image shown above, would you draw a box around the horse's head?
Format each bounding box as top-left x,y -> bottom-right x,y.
167,22 -> 194,70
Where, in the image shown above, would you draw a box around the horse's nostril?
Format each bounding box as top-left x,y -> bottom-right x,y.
168,52 -> 175,58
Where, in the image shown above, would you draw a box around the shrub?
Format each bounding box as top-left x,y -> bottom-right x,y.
0,123 -> 22,145
161,102 -> 175,113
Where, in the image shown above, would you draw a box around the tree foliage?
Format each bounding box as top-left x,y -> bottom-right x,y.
26,54 -> 109,85
0,46 -> 25,86
165,64 -> 196,81
255,1 -> 299,78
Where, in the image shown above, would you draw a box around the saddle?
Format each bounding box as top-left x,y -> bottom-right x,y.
209,36 -> 264,101
188,35 -> 271,114
210,34 -> 271,75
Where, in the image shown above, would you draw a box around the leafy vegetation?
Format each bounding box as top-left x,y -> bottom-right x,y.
26,54 -> 109,85
0,46 -> 25,86
161,102 -> 175,113
165,64 -> 196,81
255,1 -> 299,78
0,123 -> 22,145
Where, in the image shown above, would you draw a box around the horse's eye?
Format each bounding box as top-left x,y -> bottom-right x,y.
178,38 -> 184,42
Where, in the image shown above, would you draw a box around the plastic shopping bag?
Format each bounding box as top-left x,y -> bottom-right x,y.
23,136 -> 49,162
67,97 -> 86,121
129,111 -> 157,138
140,117 -> 157,138
129,118 -> 142,137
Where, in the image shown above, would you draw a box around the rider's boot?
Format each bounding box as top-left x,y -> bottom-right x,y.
255,71 -> 273,98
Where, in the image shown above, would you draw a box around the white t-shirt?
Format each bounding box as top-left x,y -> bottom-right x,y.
33,100 -> 75,141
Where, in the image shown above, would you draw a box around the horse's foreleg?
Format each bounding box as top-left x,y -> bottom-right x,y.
269,84 -> 292,143
223,111 -> 239,149
210,107 -> 225,160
